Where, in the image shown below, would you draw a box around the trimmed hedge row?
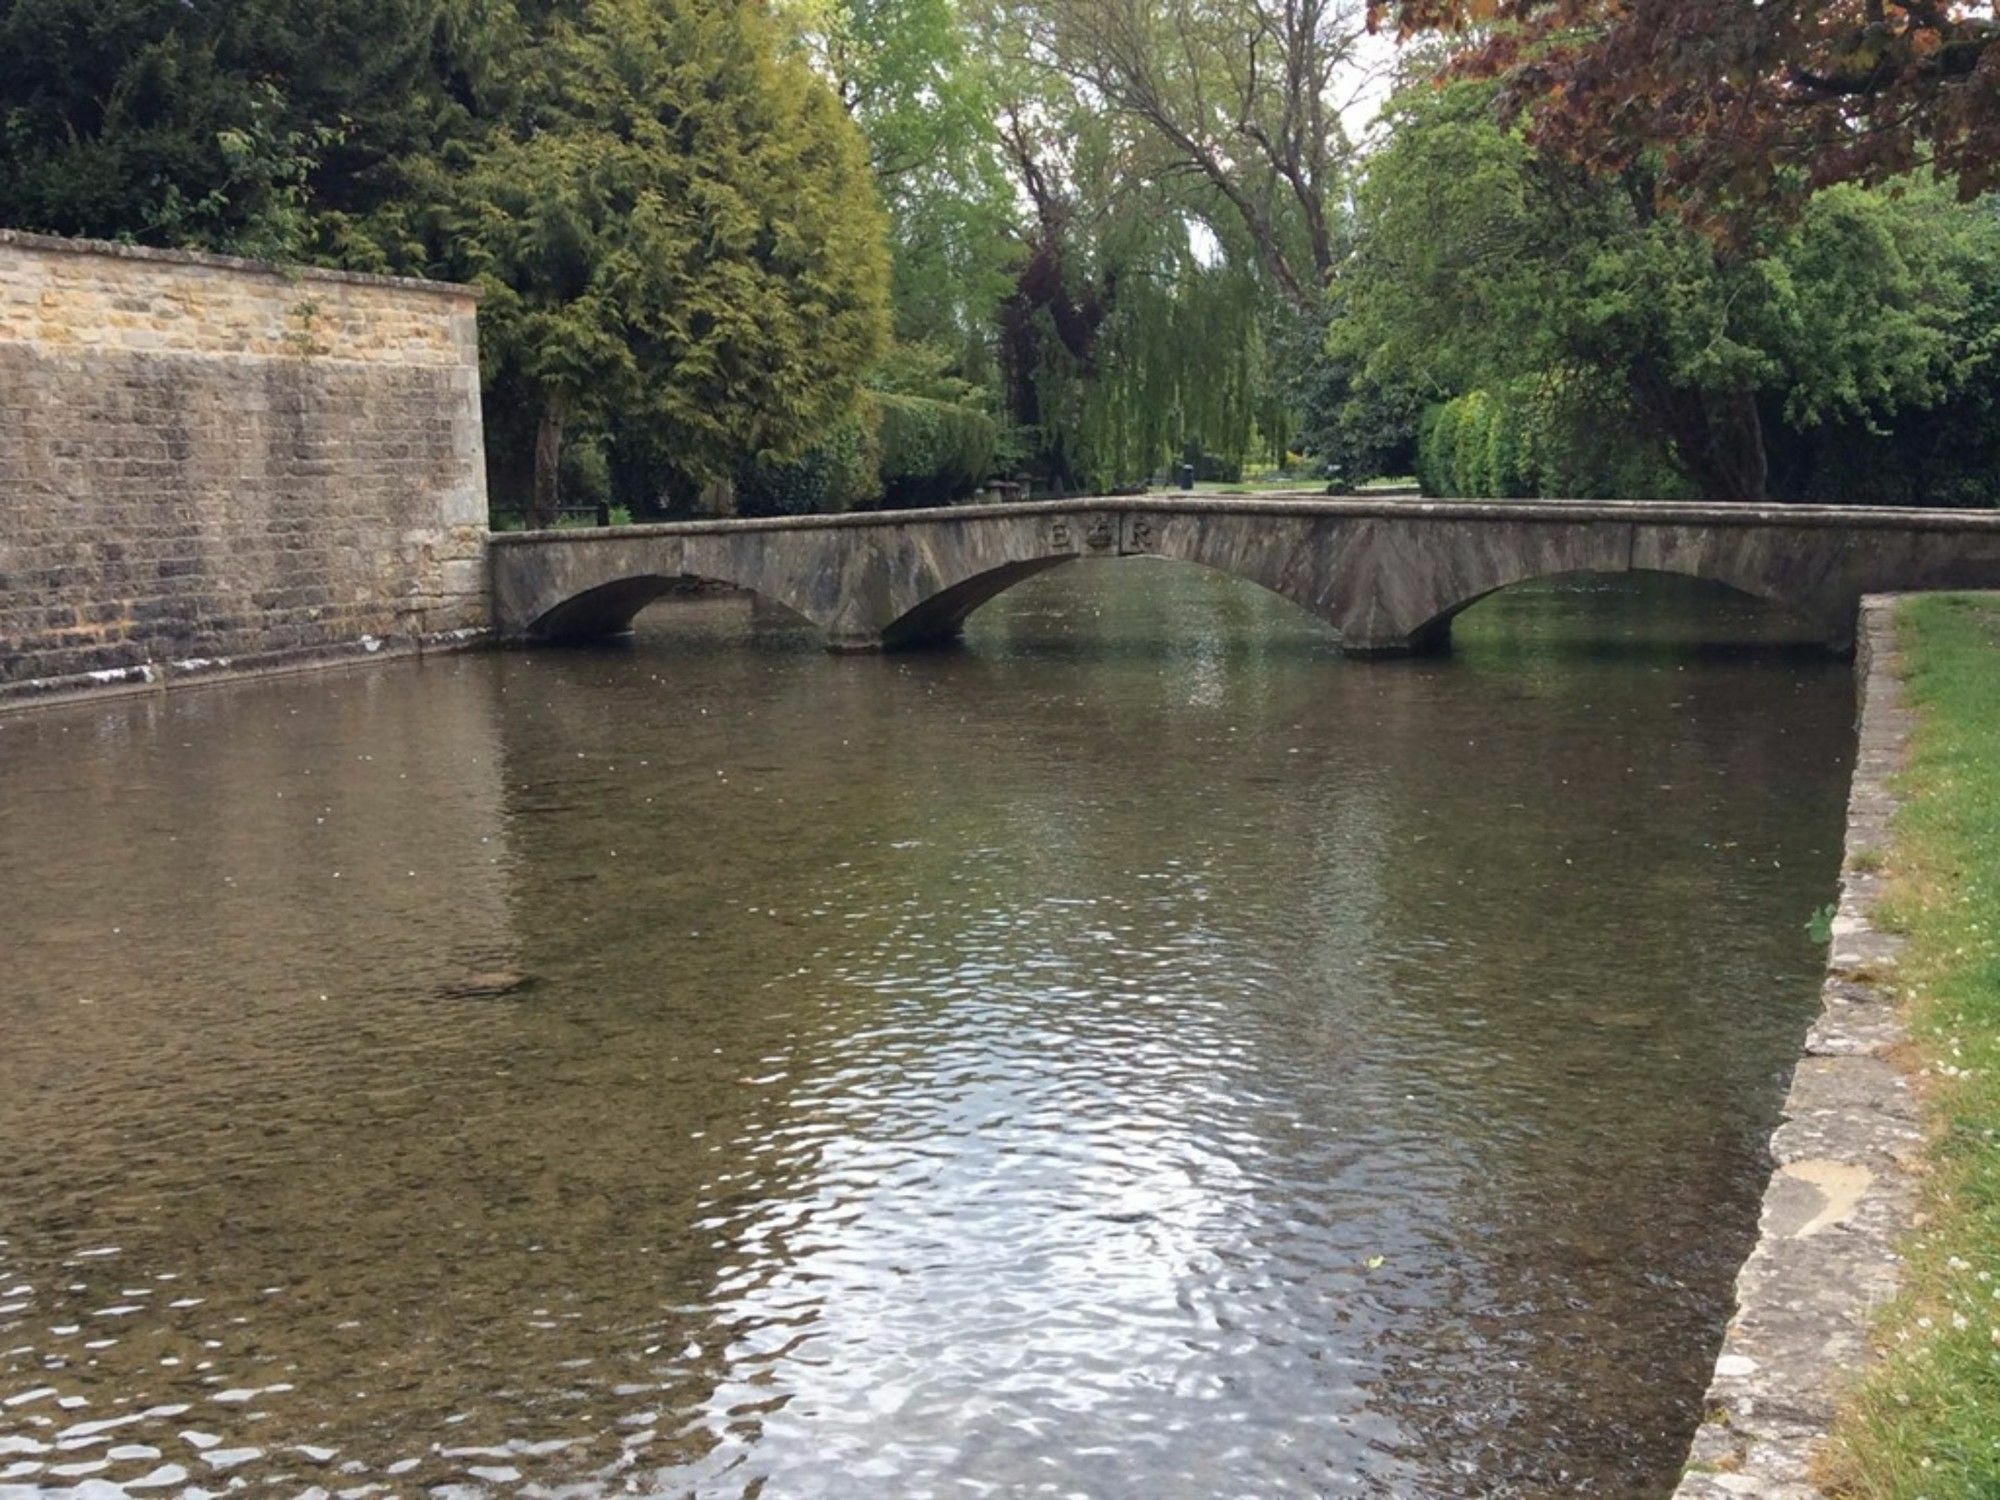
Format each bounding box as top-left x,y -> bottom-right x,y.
876,393 -> 997,507
1415,386 -> 1688,499
736,393 -> 998,515
1416,390 -> 1535,499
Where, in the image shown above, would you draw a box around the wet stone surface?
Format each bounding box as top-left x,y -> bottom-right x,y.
0,568 -> 1854,1497
1674,596 -> 1923,1499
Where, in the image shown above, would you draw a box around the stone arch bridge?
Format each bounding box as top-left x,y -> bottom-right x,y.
489,496 -> 2000,657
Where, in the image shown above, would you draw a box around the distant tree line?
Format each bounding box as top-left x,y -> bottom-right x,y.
2,0 -> 1996,508
1324,82 -> 2000,503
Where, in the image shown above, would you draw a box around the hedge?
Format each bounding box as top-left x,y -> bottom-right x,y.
735,405 -> 883,516
875,393 -> 997,507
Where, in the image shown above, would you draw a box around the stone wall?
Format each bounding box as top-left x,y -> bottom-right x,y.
1675,595 -> 1921,1498
0,230 -> 487,703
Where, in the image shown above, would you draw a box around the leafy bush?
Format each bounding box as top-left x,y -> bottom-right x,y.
875,393 -> 997,506
736,403 -> 884,516
1417,389 -> 1547,497
1415,405 -> 1447,495
560,435 -> 613,511
1484,398 -> 1539,497
1450,392 -> 1493,497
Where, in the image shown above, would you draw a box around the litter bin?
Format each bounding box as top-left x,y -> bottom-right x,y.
1179,463 -> 1195,491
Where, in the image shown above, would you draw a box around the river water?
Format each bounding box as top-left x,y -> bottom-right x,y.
0,563 -> 1853,1498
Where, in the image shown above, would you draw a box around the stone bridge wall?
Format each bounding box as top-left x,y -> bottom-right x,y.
489,498 -> 2000,658
0,230 -> 487,704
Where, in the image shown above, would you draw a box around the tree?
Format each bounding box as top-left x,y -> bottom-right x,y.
781,0 -> 1019,349
1367,0 -> 2000,229
1334,83 -> 2000,500
0,0 -> 895,523
1012,0 -> 1370,306
1277,303 -> 1423,483
409,0 -> 892,522
0,0 -> 450,257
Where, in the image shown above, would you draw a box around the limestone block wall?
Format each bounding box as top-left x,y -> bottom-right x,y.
0,229 -> 488,701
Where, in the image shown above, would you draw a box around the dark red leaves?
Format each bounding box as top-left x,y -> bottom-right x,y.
1368,1 -> 1999,228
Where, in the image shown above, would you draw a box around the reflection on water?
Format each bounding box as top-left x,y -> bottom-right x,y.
0,563 -> 1851,1497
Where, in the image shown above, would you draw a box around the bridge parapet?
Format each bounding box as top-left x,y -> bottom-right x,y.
488,497 -> 2000,657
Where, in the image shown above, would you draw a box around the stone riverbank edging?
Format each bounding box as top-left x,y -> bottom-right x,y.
0,627 -> 489,715
1675,594 -> 1923,1498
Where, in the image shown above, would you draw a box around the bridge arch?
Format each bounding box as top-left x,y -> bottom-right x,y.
490,529 -> 867,646
520,572 -> 822,642
489,500 -> 2000,660
879,549 -> 1391,652
1392,564 -> 1840,652
1393,559 -> 1852,656
880,556 -> 1078,647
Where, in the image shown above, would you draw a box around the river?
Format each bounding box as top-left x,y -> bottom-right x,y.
0,563 -> 1853,1497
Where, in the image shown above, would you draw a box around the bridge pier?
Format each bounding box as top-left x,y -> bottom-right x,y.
1336,617 -> 1455,659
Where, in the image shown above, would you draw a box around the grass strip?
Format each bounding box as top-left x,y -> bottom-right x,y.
1828,593 -> 2000,1497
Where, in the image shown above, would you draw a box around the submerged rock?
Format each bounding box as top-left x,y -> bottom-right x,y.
437,970 -> 533,1000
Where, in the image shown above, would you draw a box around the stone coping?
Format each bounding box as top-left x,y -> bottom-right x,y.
1675,593 -> 1922,1498
489,496 -> 2000,545
0,227 -> 481,300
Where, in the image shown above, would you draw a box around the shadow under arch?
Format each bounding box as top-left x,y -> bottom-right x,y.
880,551 -> 1348,651
526,573 -> 819,642
880,556 -> 1076,647
1412,566 -> 1841,653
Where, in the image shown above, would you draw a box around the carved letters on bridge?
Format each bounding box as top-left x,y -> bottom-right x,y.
1049,514 -> 1149,554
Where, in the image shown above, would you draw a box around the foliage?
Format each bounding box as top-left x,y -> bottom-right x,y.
971,0 -> 1323,491
0,0 -> 448,259
1450,389 -> 1494,496
780,0 -> 1017,350
412,0 -> 892,522
735,377 -> 1001,514
867,340 -> 992,405
1367,0 -> 2000,229
1822,595 -> 2000,1499
1418,389 -> 1522,496
876,392 -> 998,503
1273,304 -> 1421,487
1335,82 -> 2000,500
737,402 -> 885,515
1013,0 -> 1366,307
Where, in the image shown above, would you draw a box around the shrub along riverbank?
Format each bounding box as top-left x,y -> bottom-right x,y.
1828,594 -> 2000,1498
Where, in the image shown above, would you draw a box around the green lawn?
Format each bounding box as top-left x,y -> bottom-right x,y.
1827,594 -> 2000,1497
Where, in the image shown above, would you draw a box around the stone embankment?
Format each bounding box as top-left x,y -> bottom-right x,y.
0,230 -> 487,707
1676,595 -> 1922,1498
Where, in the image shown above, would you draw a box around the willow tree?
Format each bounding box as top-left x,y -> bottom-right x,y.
1007,0 -> 1369,308
413,0 -> 892,521
780,0 -> 1018,349
988,96 -> 1285,485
